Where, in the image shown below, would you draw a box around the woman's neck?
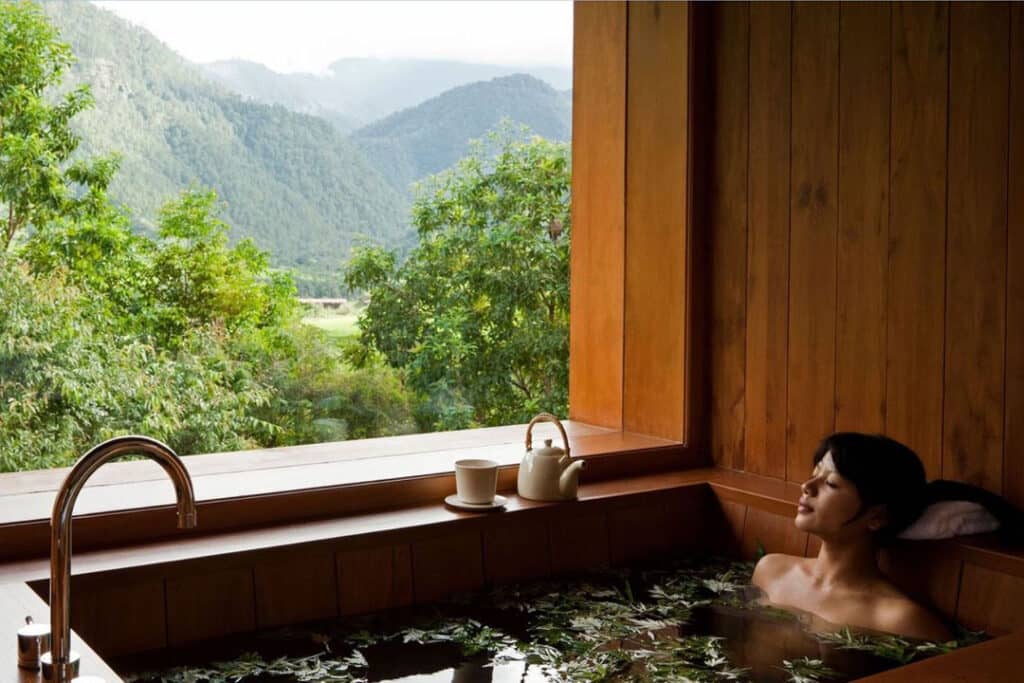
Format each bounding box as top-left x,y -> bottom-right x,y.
809,536 -> 881,589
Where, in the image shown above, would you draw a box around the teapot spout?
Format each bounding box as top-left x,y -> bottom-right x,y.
558,460 -> 585,499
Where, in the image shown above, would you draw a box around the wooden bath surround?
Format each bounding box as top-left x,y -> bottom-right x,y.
1,437 -> 1023,682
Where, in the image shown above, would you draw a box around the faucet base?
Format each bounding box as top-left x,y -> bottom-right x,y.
40,650 -> 80,682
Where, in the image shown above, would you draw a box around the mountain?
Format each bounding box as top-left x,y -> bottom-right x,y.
42,1 -> 411,293
352,75 -> 572,194
201,57 -> 572,129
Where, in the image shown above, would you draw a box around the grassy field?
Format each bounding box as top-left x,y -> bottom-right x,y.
302,312 -> 360,340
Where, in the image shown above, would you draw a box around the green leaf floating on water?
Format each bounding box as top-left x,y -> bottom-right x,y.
126,554 -> 986,683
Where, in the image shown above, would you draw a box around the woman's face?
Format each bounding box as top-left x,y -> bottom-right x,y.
794,451 -> 884,539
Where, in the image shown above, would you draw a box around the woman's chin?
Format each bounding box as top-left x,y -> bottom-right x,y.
793,513 -> 815,532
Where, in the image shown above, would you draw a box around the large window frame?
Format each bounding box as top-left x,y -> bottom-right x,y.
0,1 -> 698,561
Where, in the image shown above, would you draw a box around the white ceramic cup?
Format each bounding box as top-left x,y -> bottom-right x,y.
454,459 -> 499,504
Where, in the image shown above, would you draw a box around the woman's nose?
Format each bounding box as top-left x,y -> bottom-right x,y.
801,478 -> 815,495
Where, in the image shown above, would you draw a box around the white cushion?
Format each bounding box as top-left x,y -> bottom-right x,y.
898,500 -> 1000,540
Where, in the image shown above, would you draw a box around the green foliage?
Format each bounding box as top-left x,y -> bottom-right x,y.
0,0 -> 117,250
0,256 -> 272,471
346,128 -> 570,430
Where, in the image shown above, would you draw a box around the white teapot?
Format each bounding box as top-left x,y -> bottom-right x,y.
517,413 -> 584,501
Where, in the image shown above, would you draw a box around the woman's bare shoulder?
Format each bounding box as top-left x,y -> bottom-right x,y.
873,594 -> 952,642
751,553 -> 808,588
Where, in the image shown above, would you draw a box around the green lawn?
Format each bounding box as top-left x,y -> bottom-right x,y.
302,312 -> 360,340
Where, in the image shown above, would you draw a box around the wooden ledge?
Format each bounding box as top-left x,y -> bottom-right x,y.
0,424 -> 691,561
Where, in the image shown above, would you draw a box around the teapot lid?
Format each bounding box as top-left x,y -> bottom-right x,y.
533,438 -> 564,457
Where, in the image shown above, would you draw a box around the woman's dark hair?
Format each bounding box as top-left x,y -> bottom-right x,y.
813,432 -> 1022,542
813,433 -> 927,538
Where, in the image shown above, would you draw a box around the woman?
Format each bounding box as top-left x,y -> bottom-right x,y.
752,433 -> 953,641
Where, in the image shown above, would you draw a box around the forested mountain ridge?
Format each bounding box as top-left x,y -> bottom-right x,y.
202,57 -> 572,128
351,74 -> 572,194
42,0 -> 410,293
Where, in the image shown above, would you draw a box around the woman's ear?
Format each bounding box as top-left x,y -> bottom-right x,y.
867,504 -> 889,532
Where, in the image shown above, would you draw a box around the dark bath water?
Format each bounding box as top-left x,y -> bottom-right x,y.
114,554 -> 972,683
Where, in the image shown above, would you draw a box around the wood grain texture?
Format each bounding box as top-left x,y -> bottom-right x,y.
835,1 -> 890,434
482,517 -> 552,585
1005,3 -> 1024,510
337,544 -> 413,616
69,575 -> 166,657
786,1 -> 840,481
254,552 -> 337,628
956,562 -> 1024,634
166,567 -> 256,646
569,1 -> 627,428
623,0 -> 689,441
607,494 -> 684,566
707,1 -> 748,470
710,499 -> 747,558
739,507 -> 807,560
886,2 -> 949,478
411,531 -> 483,603
856,630 -> 1024,683
744,1 -> 791,479
548,511 -> 610,575
943,1 -> 1010,492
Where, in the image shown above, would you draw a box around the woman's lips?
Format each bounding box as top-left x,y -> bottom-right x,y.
797,500 -> 814,514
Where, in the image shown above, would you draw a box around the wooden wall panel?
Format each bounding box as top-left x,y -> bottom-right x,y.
786,2 -> 839,480
569,1 -> 626,429
956,563 -> 1024,634
886,2 -> 949,478
483,518 -> 552,585
337,544 -> 413,616
69,576 -> 166,657
835,2 -> 890,434
411,531 -> 483,603
1007,4 -> 1024,510
943,2 -> 1010,492
623,1 -> 689,441
744,1 -> 791,479
708,2 -> 749,469
710,498 -> 747,558
548,511 -> 610,575
254,552 -> 337,628
166,567 -> 256,646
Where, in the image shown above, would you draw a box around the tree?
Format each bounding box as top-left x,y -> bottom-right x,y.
0,0 -> 116,251
345,128 -> 570,430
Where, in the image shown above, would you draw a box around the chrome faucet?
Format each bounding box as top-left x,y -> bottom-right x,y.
42,436 -> 197,683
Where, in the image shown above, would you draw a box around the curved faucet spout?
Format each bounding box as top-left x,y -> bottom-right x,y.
46,436 -> 197,682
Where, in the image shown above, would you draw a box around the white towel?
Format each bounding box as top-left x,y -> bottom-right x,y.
897,500 -> 1000,540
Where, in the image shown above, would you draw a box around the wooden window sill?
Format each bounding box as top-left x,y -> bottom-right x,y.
0,422 -> 693,561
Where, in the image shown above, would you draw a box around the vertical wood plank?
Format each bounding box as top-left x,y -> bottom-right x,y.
745,1 -> 791,479
411,531 -> 483,603
1005,4 -> 1024,509
886,2 -> 949,478
569,1 -> 627,428
69,575 -> 166,657
944,1 -> 1010,492
483,518 -> 551,585
786,2 -> 840,480
956,563 -> 1024,635
254,552 -> 337,628
166,568 -> 256,646
708,1 -> 749,469
337,544 -> 414,616
710,499 -> 748,558
624,1 -> 689,441
835,1 -> 891,433
548,512 -> 610,575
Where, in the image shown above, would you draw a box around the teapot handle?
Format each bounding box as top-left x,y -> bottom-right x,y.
525,412 -> 571,459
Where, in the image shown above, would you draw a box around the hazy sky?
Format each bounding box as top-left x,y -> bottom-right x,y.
91,1 -> 573,74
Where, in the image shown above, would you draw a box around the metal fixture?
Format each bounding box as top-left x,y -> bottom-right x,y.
17,616 -> 50,670
42,436 -> 197,683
